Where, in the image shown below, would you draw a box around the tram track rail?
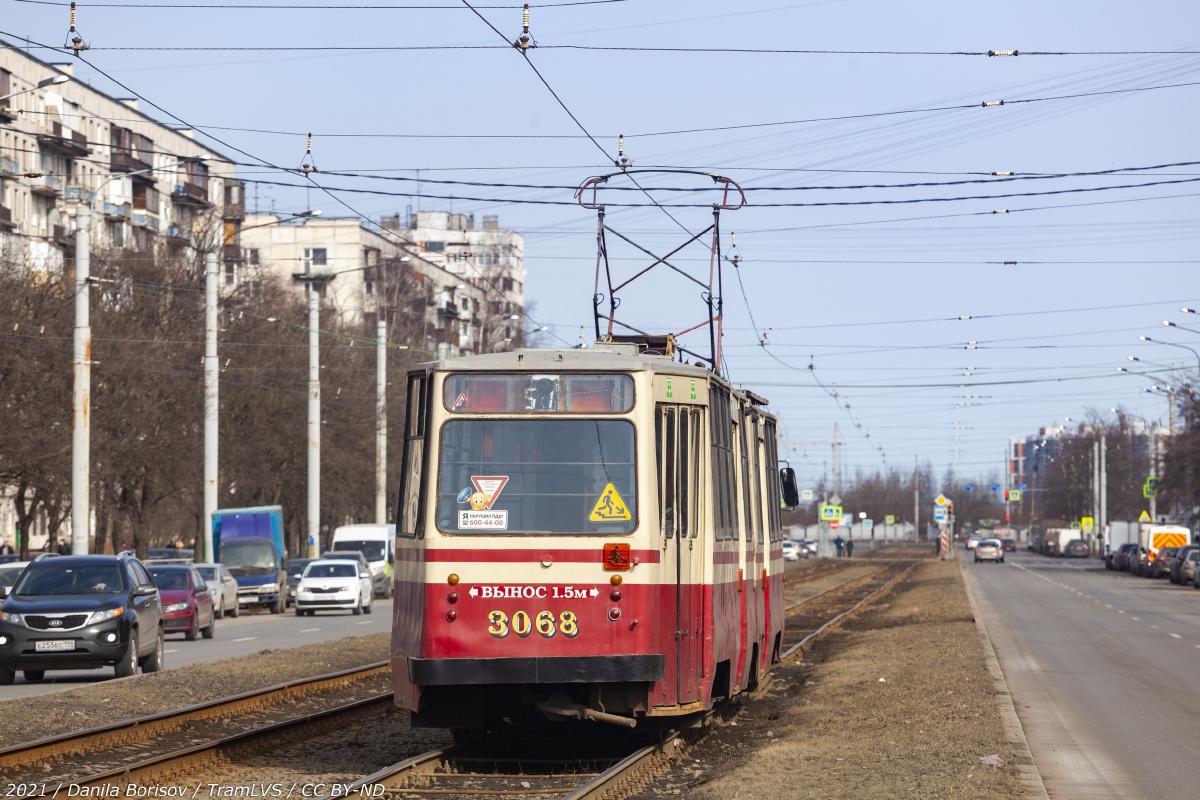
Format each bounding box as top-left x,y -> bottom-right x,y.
0,661 -> 391,793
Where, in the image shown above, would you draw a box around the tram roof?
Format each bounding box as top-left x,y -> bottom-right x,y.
414,345 -> 772,408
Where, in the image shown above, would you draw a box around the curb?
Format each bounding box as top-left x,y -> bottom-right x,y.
958,559 -> 1050,800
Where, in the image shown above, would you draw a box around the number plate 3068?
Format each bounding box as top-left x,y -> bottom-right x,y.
488,609 -> 579,638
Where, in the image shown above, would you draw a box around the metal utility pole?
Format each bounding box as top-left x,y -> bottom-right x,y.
203,251 -> 218,563
1100,435 -> 1108,549
913,461 -> 919,542
71,204 -> 91,554
375,317 -> 387,524
831,422 -> 840,496
307,284 -> 321,557
1149,428 -> 1158,522
1168,387 -> 1177,435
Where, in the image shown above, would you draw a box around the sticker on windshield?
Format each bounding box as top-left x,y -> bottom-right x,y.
457,476 -> 510,529
590,483 -> 632,522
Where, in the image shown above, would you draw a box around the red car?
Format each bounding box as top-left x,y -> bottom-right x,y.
1000,538 -> 1017,553
148,565 -> 215,641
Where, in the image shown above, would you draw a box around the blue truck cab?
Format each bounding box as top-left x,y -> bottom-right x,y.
212,506 -> 286,614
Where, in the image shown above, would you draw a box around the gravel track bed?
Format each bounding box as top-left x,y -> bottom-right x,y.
0,633 -> 389,748
630,560 -> 1025,799
154,710 -> 452,791
0,673 -> 393,785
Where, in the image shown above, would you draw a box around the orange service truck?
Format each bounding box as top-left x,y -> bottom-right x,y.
1135,524 -> 1191,576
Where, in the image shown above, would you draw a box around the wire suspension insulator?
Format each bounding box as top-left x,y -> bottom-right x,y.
987,50 -> 1019,57
514,4 -> 536,50
991,171 -> 1014,176
614,134 -> 631,168
981,100 -> 1005,107
301,132 -> 318,173
64,2 -> 90,53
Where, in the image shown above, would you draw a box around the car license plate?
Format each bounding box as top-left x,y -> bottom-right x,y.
35,640 -> 74,652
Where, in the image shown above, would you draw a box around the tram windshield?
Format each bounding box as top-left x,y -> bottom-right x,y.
437,419 -> 637,535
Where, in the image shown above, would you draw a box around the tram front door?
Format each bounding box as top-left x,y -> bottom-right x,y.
657,404 -> 703,705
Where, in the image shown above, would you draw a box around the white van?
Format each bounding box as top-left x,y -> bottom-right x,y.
330,524 -> 395,598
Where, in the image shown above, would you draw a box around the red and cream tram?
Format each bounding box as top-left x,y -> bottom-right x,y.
392,338 -> 799,732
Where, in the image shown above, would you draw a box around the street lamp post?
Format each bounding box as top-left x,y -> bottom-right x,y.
0,73 -> 69,103
72,156 -> 199,554
1140,335 -> 1200,374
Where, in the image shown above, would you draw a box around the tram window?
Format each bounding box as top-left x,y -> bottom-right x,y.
690,409 -> 703,538
710,386 -> 736,541
397,372 -> 430,539
738,405 -> 754,543
764,420 -> 782,542
678,411 -> 689,538
443,373 -> 634,413
436,419 -> 637,535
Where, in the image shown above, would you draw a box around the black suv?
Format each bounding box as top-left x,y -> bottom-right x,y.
0,554 -> 164,684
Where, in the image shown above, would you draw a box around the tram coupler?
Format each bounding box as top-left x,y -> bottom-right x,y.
537,697 -> 638,728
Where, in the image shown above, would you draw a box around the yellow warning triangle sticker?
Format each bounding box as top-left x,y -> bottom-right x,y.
1139,510 -> 1151,522
590,483 -> 632,522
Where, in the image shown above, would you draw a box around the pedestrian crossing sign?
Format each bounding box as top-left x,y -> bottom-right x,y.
820,505 -> 843,521
589,484 -> 632,522
885,515 -> 895,525
1139,510 -> 1151,522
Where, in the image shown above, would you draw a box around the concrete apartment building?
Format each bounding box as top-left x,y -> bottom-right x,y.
0,41 -> 243,275
239,210 -> 526,357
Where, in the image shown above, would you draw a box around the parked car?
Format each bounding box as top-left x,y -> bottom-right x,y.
294,559 -> 373,616
782,540 -> 802,562
147,565 -> 214,641
0,553 -> 164,684
0,562 -> 29,591
1000,538 -> 1017,553
145,548 -> 194,563
0,555 -> 22,565
975,539 -> 1004,563
285,558 -> 317,608
1063,540 -> 1090,559
1183,550 -> 1200,587
193,563 -> 239,618
320,550 -> 373,577
1113,542 -> 1138,572
1149,546 -> 1178,577
965,535 -> 982,551
1169,545 -> 1199,584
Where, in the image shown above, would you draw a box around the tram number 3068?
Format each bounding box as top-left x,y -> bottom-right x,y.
488,609 -> 580,639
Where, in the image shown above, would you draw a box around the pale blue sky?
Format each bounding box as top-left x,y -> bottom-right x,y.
5,0 -> 1200,487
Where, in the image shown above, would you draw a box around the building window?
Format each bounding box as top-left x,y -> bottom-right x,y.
502,277 -> 514,292
223,262 -> 238,286
423,241 -> 445,253
303,247 -> 327,270
246,248 -> 259,265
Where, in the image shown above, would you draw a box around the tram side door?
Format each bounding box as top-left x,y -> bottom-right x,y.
657,404 -> 703,705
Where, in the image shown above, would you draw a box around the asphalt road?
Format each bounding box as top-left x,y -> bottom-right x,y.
964,549 -> 1200,800
0,598 -> 393,700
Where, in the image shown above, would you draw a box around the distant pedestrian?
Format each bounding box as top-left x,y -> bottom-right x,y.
121,541 -> 131,552
834,536 -> 845,557
845,540 -> 854,558
56,540 -> 70,556
0,541 -> 13,555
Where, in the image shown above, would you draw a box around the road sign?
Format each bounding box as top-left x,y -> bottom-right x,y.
1146,476 -> 1161,491
991,483 -> 1000,492
1070,521 -> 1081,530
820,505 -> 843,521
1143,483 -> 1158,499
965,483 -> 974,492
885,514 -> 895,525
863,519 -> 873,531
829,494 -> 842,506
800,489 -> 814,501
933,507 -> 947,522
1139,510 -> 1151,522
1006,489 -> 1022,502
830,519 -> 840,530
935,494 -> 948,507
1019,483 -> 1027,492
1081,516 -> 1094,531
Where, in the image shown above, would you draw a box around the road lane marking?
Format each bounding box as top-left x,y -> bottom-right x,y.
1150,625 -> 1159,629
1131,616 -> 1140,620
1118,610 -> 1125,614
233,636 -> 257,642
1105,604 -> 1112,608
164,649 -> 178,653
1170,633 -> 1182,639
355,621 -> 373,625
300,628 -> 321,632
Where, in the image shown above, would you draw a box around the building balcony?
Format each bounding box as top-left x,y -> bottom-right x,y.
103,202 -> 132,220
0,205 -> 14,229
437,301 -> 461,319
0,155 -> 18,177
0,106 -> 16,124
166,224 -> 187,240
110,150 -> 152,174
223,243 -> 243,262
37,124 -> 91,157
29,175 -> 63,196
52,224 -> 74,247
64,185 -> 95,203
172,182 -> 209,206
223,199 -> 245,221
132,211 -> 160,230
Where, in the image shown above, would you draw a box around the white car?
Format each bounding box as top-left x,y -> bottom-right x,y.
799,540 -> 818,556
294,559 -> 373,616
0,561 -> 30,593
193,563 -> 239,619
964,535 -> 981,550
782,540 -> 802,562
